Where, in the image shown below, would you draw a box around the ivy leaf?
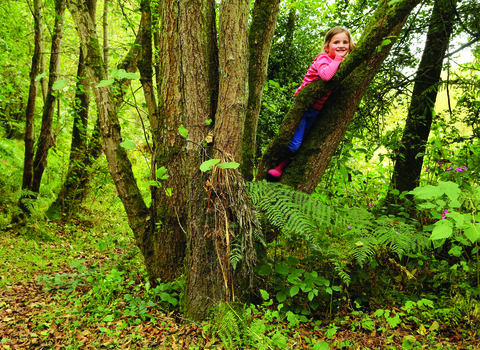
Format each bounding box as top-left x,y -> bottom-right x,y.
178,125 -> 189,139
96,79 -> 114,88
120,140 -> 137,149
52,79 -> 67,91
217,162 -> 240,169
200,159 -> 220,172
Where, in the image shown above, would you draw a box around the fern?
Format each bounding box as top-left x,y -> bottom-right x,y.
248,181 -> 345,239
248,180 -> 428,285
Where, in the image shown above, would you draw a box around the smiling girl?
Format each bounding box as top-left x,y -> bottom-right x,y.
267,26 -> 354,181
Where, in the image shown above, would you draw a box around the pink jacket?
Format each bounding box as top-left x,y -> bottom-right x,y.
294,53 -> 343,110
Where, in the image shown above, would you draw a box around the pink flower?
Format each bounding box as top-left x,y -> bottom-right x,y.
347,225 -> 351,229
425,167 -> 429,172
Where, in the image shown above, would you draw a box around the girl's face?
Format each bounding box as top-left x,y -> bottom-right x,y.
325,32 -> 350,59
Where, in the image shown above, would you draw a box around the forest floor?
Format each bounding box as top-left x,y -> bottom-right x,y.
1,223 -> 479,350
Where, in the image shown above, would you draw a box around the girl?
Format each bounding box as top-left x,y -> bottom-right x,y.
267,26 -> 354,181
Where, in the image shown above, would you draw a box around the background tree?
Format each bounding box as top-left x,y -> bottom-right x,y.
389,0 -> 458,197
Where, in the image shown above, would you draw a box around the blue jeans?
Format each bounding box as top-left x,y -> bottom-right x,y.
288,107 -> 321,153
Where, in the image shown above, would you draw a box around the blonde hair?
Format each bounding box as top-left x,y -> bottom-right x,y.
321,26 -> 353,54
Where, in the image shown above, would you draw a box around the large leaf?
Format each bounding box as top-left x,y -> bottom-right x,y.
430,220 -> 453,240
52,79 -> 67,90
200,159 -> 220,172
120,140 -> 136,149
217,162 -> 240,169
96,79 -> 114,88
464,225 -> 480,243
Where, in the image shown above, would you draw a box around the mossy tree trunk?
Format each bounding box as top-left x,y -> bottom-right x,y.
48,2 -> 146,220
257,0 -> 422,194
241,0 -> 280,181
389,0 -> 458,196
31,0 -> 67,195
17,0 -> 43,220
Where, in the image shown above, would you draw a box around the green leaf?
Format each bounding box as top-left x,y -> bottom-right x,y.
464,225 -> 480,243
200,159 -> 220,172
35,72 -> 47,81
114,69 -> 140,80
275,262 -> 289,275
103,314 -> 114,322
52,79 -> 67,90
276,291 -> 287,303
156,166 -> 169,180
290,285 -> 300,297
287,256 -> 299,266
312,341 -> 330,350
448,245 -> 463,257
430,220 -> 453,240
178,125 -> 189,138
381,39 -> 392,46
217,162 -> 240,169
260,289 -> 269,300
256,264 -> 273,275
165,188 -> 173,197
120,140 -> 136,149
205,119 -> 212,126
96,79 -> 114,88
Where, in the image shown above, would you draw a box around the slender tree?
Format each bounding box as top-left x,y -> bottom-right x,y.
31,0 -> 67,195
17,0 -> 43,219
389,0 -> 459,195
241,0 -> 281,180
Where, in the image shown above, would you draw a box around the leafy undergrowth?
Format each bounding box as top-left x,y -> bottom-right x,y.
1,225 -> 480,350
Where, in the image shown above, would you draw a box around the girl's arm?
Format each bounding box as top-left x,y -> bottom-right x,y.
315,55 -> 344,81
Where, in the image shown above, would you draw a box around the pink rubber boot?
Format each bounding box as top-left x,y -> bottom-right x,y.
267,158 -> 290,181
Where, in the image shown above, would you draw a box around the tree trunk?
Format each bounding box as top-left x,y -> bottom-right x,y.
31,0 -> 67,194
389,0 -> 458,195
48,1 -> 148,220
257,0 -> 422,194
17,0 -> 43,218
103,0 -> 110,75
241,0 -> 280,181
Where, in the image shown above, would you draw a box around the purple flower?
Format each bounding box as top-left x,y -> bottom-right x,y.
446,166 -> 453,171
441,209 -> 450,219
347,225 -> 351,229
425,167 -> 429,172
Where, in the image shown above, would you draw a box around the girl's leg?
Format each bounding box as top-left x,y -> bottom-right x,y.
267,108 -> 321,181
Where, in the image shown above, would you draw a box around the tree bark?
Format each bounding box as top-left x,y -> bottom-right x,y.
241,0 -> 280,180
31,0 -> 67,194
389,0 -> 458,195
17,0 -> 43,218
257,0 -> 422,193
46,0 -> 97,219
